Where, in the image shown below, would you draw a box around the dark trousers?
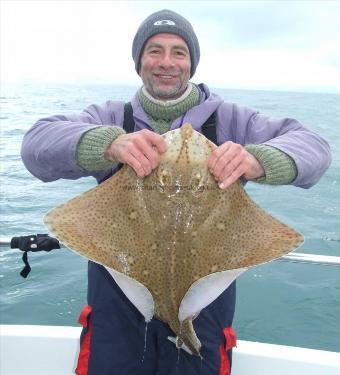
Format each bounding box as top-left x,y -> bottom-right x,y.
76,261 -> 237,375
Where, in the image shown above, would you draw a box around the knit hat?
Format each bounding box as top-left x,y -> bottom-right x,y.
132,9 -> 200,78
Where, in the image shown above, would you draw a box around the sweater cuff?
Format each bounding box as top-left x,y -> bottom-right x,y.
76,126 -> 125,171
245,144 -> 297,185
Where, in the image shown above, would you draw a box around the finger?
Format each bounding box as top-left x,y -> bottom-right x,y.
219,164 -> 245,189
122,145 -> 152,177
141,130 -> 167,154
124,154 -> 147,178
207,142 -> 231,171
134,137 -> 161,170
218,153 -> 245,183
207,143 -> 227,170
130,148 -> 153,176
145,147 -> 161,170
211,146 -> 241,179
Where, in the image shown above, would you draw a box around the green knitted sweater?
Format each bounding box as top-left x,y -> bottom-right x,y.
76,84 -> 297,185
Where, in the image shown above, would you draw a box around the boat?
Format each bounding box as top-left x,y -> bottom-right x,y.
1,324 -> 340,374
1,237 -> 340,374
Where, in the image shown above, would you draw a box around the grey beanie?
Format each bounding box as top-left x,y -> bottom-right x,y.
132,9 -> 200,78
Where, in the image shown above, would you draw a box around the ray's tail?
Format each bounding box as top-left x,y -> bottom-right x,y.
169,318 -> 202,356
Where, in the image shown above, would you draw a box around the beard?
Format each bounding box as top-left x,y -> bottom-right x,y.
143,71 -> 189,100
150,83 -> 184,100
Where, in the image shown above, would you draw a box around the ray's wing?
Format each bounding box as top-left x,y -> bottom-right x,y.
177,179 -> 303,324
44,166 -> 157,276
193,181 -> 304,272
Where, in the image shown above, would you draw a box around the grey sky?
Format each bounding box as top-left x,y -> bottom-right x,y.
1,0 -> 340,93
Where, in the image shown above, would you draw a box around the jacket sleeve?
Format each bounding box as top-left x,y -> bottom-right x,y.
21,101 -> 124,182
218,103 -> 331,189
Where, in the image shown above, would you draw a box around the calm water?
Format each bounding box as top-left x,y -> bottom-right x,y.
0,83 -> 339,352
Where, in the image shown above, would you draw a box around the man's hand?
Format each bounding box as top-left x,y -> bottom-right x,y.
104,129 -> 167,178
207,141 -> 264,189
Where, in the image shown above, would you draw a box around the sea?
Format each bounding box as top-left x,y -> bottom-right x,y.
0,83 -> 339,353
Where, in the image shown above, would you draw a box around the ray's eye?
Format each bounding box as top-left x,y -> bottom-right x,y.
191,172 -> 205,198
193,185 -> 205,197
158,169 -> 172,193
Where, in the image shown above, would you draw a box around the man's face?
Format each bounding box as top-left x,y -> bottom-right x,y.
139,33 -> 191,100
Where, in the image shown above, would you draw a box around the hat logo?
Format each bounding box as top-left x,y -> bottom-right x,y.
154,20 -> 176,26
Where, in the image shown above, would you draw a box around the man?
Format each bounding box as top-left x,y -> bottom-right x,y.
21,9 -> 331,375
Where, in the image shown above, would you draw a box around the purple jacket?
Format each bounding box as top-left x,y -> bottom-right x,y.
21,84 -> 331,188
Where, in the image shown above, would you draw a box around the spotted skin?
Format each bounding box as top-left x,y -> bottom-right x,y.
44,123 -> 303,356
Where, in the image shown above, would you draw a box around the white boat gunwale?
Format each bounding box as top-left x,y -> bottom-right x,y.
1,325 -> 340,375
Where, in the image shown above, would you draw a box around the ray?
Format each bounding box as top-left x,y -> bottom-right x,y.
44,123 -> 303,356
